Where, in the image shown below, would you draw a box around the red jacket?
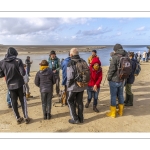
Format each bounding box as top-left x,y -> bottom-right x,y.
88,57 -> 102,88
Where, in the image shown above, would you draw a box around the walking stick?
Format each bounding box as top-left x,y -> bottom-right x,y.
103,71 -> 108,86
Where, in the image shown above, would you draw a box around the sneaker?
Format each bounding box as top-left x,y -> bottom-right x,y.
25,118 -> 30,124
68,119 -> 80,124
17,117 -> 24,124
8,103 -> 12,108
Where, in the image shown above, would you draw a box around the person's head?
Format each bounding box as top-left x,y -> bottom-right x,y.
27,56 -> 30,60
129,52 -> 134,59
7,47 -> 18,57
113,44 -> 123,52
39,60 -> 49,66
70,48 -> 79,57
91,57 -> 101,71
92,50 -> 97,57
50,50 -> 56,59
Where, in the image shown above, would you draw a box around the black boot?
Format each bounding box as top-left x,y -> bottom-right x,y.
44,113 -> 47,120
124,93 -> 129,104
93,105 -> 99,113
47,113 -> 51,120
125,94 -> 133,106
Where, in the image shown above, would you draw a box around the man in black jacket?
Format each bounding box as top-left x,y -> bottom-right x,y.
106,44 -> 128,118
0,47 -> 30,124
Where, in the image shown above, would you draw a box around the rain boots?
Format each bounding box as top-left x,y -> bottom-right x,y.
124,93 -> 129,104
117,104 -> 124,116
125,94 -> 133,106
106,106 -> 117,118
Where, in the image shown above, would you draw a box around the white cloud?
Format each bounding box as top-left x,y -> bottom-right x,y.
97,26 -> 102,30
136,26 -> 145,31
71,36 -> 76,39
117,32 -> 121,36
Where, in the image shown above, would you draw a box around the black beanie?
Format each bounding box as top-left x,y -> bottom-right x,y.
113,44 -> 123,52
7,47 -> 18,56
50,50 -> 56,55
92,49 -> 97,53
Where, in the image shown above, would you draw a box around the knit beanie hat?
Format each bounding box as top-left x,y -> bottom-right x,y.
113,44 -> 123,52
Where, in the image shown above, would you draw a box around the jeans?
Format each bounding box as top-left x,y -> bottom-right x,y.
109,81 -> 124,106
41,92 -> 52,114
87,87 -> 100,106
7,90 -> 11,105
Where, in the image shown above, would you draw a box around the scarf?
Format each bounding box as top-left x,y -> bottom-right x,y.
40,66 -> 49,71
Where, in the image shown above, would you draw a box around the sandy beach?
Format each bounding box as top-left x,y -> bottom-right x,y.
0,60 -> 150,132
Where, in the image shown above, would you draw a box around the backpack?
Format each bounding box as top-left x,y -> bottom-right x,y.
117,56 -> 132,80
134,62 -> 141,76
72,58 -> 90,87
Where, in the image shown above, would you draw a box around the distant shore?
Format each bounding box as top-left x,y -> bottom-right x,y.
0,45 -> 106,55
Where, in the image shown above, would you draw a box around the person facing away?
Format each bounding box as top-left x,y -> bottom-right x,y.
85,57 -> 102,112
25,56 -> 33,76
142,51 -> 147,62
35,60 -> 56,120
106,44 -> 128,118
67,48 -> 87,124
88,49 -> 99,65
124,52 -> 137,106
23,64 -> 33,99
0,47 -> 30,124
48,50 -> 61,97
61,52 -> 71,105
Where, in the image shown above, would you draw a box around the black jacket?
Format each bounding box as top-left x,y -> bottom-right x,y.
107,49 -> 128,82
35,68 -> 56,93
0,56 -> 25,90
126,58 -> 137,84
25,59 -> 31,67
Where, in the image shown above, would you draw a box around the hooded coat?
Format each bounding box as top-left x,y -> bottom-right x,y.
0,47 -> 25,90
88,57 -> 102,88
107,49 -> 128,82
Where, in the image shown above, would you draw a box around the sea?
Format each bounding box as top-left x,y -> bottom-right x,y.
0,45 -> 149,71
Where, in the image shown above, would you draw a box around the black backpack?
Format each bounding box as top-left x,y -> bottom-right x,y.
134,62 -> 141,76
72,58 -> 90,87
117,55 -> 132,80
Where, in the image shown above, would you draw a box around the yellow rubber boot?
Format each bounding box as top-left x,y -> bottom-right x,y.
117,104 -> 124,116
106,106 -> 116,118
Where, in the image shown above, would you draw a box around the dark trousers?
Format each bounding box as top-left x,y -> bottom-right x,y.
52,75 -> 60,95
9,86 -> 28,119
67,91 -> 84,121
41,92 -> 52,114
27,66 -> 30,76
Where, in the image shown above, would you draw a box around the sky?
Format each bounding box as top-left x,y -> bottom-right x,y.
0,18 -> 150,45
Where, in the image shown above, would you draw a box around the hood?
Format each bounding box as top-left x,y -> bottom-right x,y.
115,49 -> 128,56
40,68 -> 51,75
4,47 -> 18,62
91,57 -> 101,66
71,55 -> 80,61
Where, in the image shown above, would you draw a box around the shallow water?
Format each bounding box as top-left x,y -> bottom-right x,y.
0,45 -> 148,71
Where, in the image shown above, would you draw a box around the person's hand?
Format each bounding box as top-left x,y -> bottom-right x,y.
93,85 -> 97,92
53,70 -> 56,73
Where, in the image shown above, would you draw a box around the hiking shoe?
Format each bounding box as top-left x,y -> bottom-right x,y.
25,118 -> 30,124
17,117 -> 24,124
8,103 -> 12,108
68,119 -> 80,124
93,105 -> 99,113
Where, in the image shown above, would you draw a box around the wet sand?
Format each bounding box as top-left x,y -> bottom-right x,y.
0,61 -> 150,132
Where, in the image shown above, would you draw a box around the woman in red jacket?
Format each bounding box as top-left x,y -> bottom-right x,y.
85,57 -> 102,112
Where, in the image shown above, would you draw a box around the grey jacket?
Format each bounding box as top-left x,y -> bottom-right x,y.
107,49 -> 128,82
35,68 -> 56,93
67,55 -> 87,92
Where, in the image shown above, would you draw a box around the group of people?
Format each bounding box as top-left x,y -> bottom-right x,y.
0,44 -> 140,125
135,50 -> 150,63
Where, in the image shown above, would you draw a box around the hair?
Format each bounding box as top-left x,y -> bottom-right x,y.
39,60 -> 49,66
129,52 -> 134,58
70,48 -> 79,56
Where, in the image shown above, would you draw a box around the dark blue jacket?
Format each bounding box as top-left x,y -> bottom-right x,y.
127,58 -> 137,84
61,57 -> 71,85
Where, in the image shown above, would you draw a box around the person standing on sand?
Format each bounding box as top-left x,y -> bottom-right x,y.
35,60 -> 56,120
85,57 -> 102,112
124,52 -> 137,106
67,48 -> 87,124
142,51 -> 147,62
106,44 -> 127,118
88,50 -> 99,65
48,50 -> 61,97
0,47 -> 30,124
25,56 -> 33,76
61,52 -> 71,105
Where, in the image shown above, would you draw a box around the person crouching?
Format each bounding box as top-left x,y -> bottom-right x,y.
85,57 -> 102,112
35,60 -> 56,120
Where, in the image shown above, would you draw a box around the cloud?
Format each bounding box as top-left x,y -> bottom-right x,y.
71,36 -> 76,39
117,32 -> 121,36
135,26 -> 145,31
